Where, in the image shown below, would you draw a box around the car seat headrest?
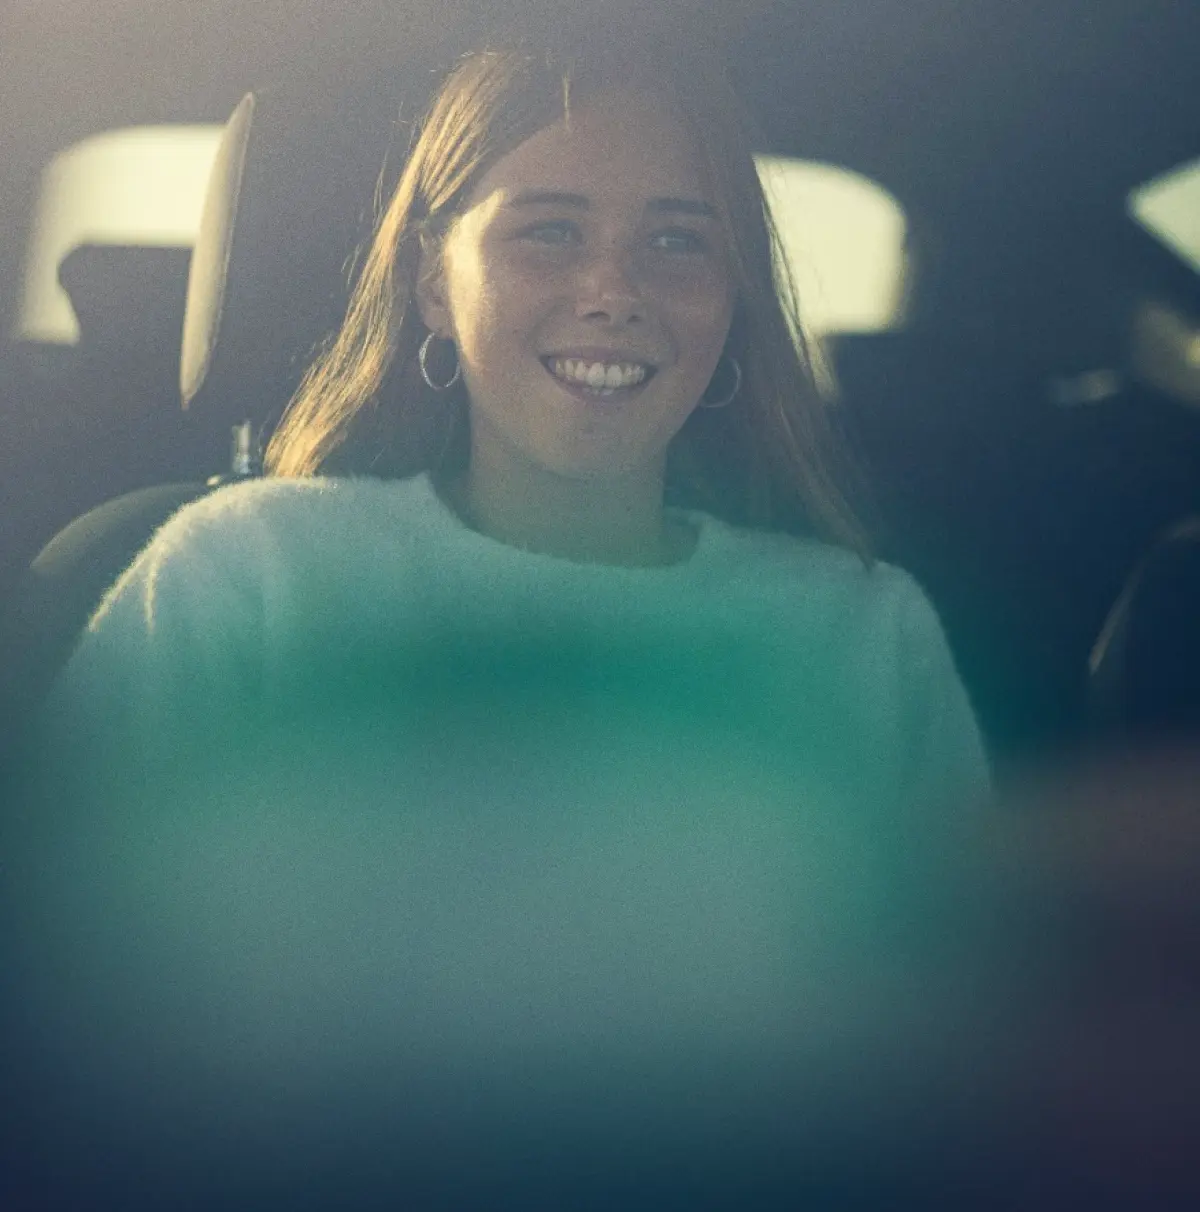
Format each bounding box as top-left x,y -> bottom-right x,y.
180,93 -> 256,410
61,244 -> 191,356
179,80 -> 408,430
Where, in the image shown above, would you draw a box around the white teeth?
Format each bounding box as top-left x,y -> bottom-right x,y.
549,358 -> 649,391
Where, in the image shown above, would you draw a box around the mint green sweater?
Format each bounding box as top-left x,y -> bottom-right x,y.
17,472 -> 1001,1185
46,470 -> 988,809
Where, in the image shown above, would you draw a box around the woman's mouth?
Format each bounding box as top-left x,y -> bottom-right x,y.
541,356 -> 656,400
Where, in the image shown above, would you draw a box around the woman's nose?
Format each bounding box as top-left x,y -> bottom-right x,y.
575,248 -> 645,325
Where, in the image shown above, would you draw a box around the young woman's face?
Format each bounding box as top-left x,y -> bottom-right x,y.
418,91 -> 736,485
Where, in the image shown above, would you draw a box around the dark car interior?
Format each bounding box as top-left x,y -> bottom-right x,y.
2,2 -> 1199,1205
3,0 -> 1198,782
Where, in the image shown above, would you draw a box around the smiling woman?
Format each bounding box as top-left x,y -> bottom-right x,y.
264,44 -> 873,547
411,88 -> 735,566
265,44 -> 872,540
14,36 -> 992,1210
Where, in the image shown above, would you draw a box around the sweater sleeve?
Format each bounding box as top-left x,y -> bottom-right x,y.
895,576 -> 993,810
31,489 -> 270,801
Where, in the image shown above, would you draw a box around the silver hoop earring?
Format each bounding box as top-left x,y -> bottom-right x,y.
419,331 -> 461,391
699,355 -> 741,409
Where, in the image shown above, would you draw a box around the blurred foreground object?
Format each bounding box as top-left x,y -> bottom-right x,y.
992,743 -> 1200,1207
5,648 -> 1200,1208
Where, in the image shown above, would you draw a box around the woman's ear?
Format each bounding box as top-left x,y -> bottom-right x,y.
415,235 -> 451,336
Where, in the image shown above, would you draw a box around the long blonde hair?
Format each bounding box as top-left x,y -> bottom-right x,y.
265,43 -> 871,556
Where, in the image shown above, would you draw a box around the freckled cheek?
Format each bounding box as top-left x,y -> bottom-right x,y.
461,261 -> 564,353
649,259 -> 732,323
672,295 -> 735,375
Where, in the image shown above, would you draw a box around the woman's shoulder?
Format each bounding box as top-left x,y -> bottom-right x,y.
697,518 -> 990,797
126,475 -> 427,573
700,518 -> 958,671
702,514 -> 928,610
88,475 -> 428,631
149,474 -> 418,543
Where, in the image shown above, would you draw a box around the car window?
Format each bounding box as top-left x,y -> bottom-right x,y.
15,124 -> 223,343
1128,156 -> 1200,276
15,136 -> 906,348
755,157 -> 907,337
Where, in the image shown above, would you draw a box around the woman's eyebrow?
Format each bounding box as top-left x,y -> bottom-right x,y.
646,197 -> 718,219
507,190 -> 589,209
505,191 -> 717,219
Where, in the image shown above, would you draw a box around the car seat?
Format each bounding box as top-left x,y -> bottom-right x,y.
0,244 -> 204,592
1088,515 -> 1200,743
0,76 -> 407,746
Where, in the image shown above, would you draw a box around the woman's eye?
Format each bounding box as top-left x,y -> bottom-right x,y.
518,221 -> 580,246
648,229 -> 708,253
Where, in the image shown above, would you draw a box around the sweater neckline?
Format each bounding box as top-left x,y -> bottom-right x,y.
412,472 -> 715,576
